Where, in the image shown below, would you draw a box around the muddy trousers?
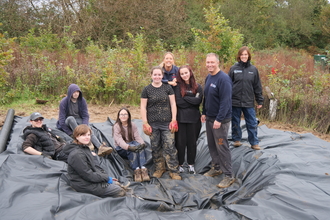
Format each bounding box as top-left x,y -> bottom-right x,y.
205,118 -> 232,176
116,141 -> 147,170
150,127 -> 179,173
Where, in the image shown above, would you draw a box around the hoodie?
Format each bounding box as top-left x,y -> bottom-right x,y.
56,84 -> 89,135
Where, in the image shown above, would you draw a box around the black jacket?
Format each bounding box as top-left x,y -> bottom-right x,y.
22,125 -> 56,157
174,83 -> 203,123
63,143 -> 109,197
228,61 -> 264,108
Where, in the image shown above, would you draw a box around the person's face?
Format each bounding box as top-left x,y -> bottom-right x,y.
163,54 -> 174,68
76,131 -> 91,145
119,109 -> 129,123
206,55 -> 220,74
179,68 -> 191,84
30,118 -> 43,128
72,91 -> 80,99
151,69 -> 163,83
240,50 -> 249,62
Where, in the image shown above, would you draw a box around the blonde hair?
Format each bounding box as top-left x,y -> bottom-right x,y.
159,52 -> 175,67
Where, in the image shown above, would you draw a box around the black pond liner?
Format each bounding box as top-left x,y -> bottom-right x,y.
0,112 -> 329,220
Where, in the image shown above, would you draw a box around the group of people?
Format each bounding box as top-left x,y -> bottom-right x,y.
21,46 -> 263,197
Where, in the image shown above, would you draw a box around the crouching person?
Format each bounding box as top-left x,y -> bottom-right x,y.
22,112 -> 67,161
63,124 -> 126,198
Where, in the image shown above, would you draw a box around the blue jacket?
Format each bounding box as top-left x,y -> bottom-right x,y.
56,84 -> 89,135
162,65 -> 178,84
202,70 -> 232,123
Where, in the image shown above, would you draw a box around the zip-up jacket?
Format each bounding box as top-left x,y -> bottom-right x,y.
228,61 -> 264,107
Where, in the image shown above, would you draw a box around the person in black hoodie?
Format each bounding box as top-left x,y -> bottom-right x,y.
63,124 -> 126,198
22,112 -> 67,161
173,65 -> 203,174
57,84 -> 113,157
228,46 -> 264,150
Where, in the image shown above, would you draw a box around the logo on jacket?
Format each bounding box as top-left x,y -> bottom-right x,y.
234,70 -> 242,73
210,83 -> 216,88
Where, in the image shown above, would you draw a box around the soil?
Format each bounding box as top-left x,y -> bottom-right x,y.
0,103 -> 329,143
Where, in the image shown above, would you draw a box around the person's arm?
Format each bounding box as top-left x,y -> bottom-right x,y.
132,123 -> 144,144
169,94 -> 177,122
216,75 -> 232,123
58,98 -> 72,135
140,98 -> 148,124
173,85 -> 191,108
68,150 -> 108,183
183,84 -> 203,106
253,68 -> 264,107
113,124 -> 130,150
80,98 -> 90,124
22,134 -> 42,155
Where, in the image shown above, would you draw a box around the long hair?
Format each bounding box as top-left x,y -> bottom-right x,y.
159,52 -> 175,68
73,124 -> 92,145
236,46 -> 251,62
113,108 -> 134,143
176,65 -> 198,97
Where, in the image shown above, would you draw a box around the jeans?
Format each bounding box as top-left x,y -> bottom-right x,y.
116,141 -> 147,170
232,107 -> 259,146
65,116 -> 102,148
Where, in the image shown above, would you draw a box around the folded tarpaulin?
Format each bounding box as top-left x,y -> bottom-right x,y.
0,115 -> 330,220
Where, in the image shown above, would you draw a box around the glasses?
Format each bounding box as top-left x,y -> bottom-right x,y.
33,118 -> 43,122
119,113 -> 128,116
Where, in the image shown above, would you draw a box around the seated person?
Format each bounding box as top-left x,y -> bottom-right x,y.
22,112 -> 67,161
113,108 -> 149,182
63,124 -> 126,198
56,83 -> 112,157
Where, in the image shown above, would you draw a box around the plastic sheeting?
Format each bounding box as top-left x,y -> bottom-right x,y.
0,115 -> 330,220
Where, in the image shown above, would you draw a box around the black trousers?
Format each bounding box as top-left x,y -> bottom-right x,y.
175,121 -> 201,165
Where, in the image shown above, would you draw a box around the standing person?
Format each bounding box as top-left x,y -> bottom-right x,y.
22,112 -> 67,161
63,124 -> 126,198
160,52 -> 179,86
228,46 -> 263,150
201,53 -> 235,188
140,66 -> 181,180
173,65 -> 203,174
57,84 -> 112,156
113,108 -> 150,182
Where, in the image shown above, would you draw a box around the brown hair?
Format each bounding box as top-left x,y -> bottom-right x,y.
176,65 -> 198,97
150,66 -> 163,75
73,124 -> 92,144
113,108 -> 134,142
236,46 -> 251,62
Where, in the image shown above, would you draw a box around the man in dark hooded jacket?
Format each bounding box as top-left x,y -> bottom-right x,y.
22,112 -> 67,161
57,84 -> 113,157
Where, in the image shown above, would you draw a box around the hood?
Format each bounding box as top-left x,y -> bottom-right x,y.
67,84 -> 82,100
63,143 -> 81,155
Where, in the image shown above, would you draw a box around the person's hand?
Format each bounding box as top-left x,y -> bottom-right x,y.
201,115 -> 206,123
41,152 -> 52,159
128,146 -> 138,152
169,120 -> 178,133
257,105 -> 262,109
213,120 -> 221,129
143,123 -> 152,136
136,143 -> 147,151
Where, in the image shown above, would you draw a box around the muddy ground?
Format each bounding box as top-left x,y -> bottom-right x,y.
0,103 -> 329,142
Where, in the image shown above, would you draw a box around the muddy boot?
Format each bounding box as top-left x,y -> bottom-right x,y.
152,169 -> 166,178
88,142 -> 95,151
251,145 -> 261,150
141,168 -> 150,182
233,141 -> 242,147
134,169 -> 142,182
169,172 -> 182,180
97,142 -> 113,156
